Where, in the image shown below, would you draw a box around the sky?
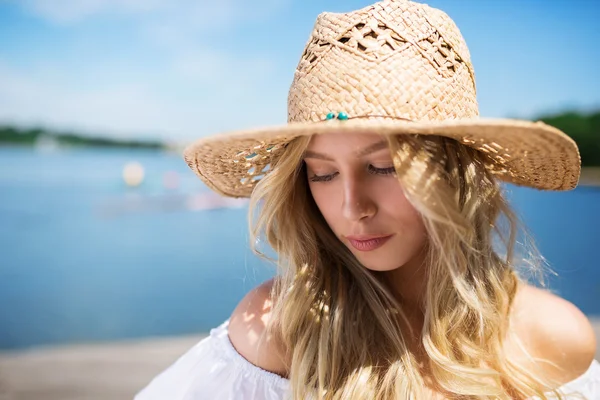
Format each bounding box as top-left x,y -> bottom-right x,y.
0,0 -> 598,143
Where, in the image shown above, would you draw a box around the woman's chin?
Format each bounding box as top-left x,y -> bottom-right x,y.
354,253 -> 403,272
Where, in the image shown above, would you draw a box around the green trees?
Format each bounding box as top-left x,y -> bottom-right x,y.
0,126 -> 164,150
539,111 -> 600,167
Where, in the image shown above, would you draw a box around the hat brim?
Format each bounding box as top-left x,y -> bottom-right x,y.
183,118 -> 581,198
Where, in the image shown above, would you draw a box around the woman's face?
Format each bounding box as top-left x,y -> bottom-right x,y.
304,133 -> 427,272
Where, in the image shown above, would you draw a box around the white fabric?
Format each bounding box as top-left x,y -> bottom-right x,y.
134,320 -> 290,400
135,319 -> 600,400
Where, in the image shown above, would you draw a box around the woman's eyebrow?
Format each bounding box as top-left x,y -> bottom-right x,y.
303,150 -> 333,161
304,140 -> 388,161
355,140 -> 388,157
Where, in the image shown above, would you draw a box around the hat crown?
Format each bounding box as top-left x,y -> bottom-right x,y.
287,0 -> 478,123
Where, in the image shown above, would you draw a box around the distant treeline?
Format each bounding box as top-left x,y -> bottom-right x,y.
1,110 -> 598,164
0,126 -> 165,150
538,110 -> 600,167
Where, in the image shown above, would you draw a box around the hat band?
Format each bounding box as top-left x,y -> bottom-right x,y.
322,113 -> 414,122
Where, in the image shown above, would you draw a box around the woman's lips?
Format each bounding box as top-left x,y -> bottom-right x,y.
345,234 -> 394,252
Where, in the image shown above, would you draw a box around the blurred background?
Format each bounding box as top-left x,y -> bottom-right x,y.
0,0 -> 598,399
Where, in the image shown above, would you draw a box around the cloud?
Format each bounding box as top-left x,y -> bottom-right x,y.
173,49 -> 275,86
14,0 -> 289,27
0,54 -> 287,142
14,0 -> 161,24
0,0 -> 292,140
0,61 -> 172,138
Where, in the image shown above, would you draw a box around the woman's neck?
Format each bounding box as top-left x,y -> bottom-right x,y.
382,245 -> 428,314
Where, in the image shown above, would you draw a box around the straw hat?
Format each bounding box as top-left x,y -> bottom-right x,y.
183,0 -> 580,198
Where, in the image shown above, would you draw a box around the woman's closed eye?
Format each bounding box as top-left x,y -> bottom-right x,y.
309,171 -> 338,182
368,165 -> 396,176
309,165 -> 396,183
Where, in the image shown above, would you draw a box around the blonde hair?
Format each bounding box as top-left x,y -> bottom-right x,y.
249,134 -> 567,399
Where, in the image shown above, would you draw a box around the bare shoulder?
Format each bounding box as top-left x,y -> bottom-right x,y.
509,283 -> 597,385
228,278 -> 288,378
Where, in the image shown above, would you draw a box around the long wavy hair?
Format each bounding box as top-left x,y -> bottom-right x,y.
248,134 -> 567,399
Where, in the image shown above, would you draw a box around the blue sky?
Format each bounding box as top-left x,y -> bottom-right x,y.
0,0 -> 598,143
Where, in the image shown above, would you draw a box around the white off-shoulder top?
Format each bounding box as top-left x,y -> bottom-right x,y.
135,319 -> 600,399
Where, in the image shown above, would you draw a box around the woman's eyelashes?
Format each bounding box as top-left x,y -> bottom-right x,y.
309,171 -> 338,182
368,165 -> 396,176
309,165 -> 396,183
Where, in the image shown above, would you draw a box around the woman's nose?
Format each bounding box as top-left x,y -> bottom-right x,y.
342,178 -> 376,221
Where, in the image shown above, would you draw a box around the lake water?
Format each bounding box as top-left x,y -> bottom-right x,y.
0,147 -> 599,350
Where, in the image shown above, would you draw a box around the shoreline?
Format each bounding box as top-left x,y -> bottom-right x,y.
0,334 -> 206,400
0,319 -> 599,400
580,167 -> 600,186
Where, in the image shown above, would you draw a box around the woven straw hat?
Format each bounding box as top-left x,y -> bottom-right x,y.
183,0 -> 580,198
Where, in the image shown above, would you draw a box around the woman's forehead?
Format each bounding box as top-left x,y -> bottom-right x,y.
306,133 -> 388,152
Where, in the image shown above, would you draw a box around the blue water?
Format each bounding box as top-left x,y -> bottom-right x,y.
0,147 -> 598,350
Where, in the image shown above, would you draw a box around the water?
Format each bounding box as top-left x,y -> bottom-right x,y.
0,147 -> 598,350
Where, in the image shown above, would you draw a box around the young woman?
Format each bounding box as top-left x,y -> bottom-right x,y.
136,0 -> 598,398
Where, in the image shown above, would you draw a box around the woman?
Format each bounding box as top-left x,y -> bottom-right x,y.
136,0 -> 598,398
